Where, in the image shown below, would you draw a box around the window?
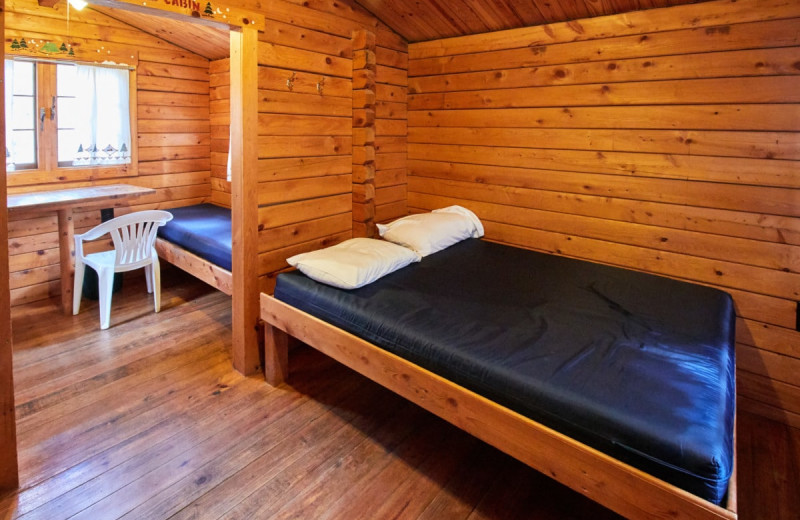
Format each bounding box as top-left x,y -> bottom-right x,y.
4,61 -> 37,170
5,59 -> 132,172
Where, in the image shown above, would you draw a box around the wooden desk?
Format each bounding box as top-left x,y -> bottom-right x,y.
8,184 -> 156,315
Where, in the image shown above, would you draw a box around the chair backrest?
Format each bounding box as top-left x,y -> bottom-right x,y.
81,210 -> 173,268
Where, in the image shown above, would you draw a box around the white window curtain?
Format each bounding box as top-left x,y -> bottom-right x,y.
71,64 -> 131,166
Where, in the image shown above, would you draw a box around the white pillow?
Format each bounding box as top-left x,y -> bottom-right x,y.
376,206 -> 484,257
287,238 -> 420,290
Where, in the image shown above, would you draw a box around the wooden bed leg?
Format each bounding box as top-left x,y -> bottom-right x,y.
264,324 -> 289,386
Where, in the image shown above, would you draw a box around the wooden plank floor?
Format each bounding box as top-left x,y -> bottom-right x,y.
1,270 -> 797,519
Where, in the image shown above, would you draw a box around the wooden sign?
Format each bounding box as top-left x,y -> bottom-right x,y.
88,0 -> 266,31
6,31 -> 139,66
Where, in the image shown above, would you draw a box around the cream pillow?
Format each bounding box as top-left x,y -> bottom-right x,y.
287,238 -> 420,290
376,206 -> 484,257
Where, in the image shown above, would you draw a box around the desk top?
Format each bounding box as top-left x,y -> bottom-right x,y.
8,184 -> 155,213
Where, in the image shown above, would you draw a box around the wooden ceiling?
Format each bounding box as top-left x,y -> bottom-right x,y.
353,0 -> 705,42
92,5 -> 229,60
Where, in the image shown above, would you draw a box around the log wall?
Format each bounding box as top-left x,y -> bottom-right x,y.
248,0 -> 408,293
375,35 -> 408,224
407,0 -> 800,427
209,58 -> 231,208
5,0 -> 211,307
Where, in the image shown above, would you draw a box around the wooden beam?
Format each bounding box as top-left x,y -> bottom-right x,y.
37,0 -> 59,7
57,209 -> 75,316
230,26 -> 260,375
0,7 -> 20,492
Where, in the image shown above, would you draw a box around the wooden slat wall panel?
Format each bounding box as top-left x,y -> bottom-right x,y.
242,1 -> 406,291
407,0 -> 800,426
210,59 -> 231,208
255,5 -> 357,286
6,0 -> 211,307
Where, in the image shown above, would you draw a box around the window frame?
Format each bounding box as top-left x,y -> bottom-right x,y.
5,58 -> 138,184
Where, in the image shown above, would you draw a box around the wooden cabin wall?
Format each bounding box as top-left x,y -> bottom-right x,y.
407,0 -> 800,427
237,0 -> 407,294
209,58 -> 230,208
5,0 -> 211,307
375,43 -> 408,223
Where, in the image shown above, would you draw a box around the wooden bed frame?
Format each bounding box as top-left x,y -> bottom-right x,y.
260,292 -> 738,520
155,237 -> 232,296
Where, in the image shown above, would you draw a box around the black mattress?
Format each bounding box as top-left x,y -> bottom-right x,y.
157,203 -> 232,271
274,239 -> 736,504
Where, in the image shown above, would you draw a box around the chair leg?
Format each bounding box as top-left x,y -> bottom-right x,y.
152,259 -> 162,313
98,267 -> 114,330
73,258 -> 86,315
144,262 -> 153,294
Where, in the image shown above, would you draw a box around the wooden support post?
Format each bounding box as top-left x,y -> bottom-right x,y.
57,208 -> 75,316
230,26 -> 260,375
263,324 -> 289,386
0,7 -> 20,490
352,29 -> 377,238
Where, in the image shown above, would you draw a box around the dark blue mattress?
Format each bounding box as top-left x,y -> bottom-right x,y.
158,204 -> 232,271
274,238 -> 736,504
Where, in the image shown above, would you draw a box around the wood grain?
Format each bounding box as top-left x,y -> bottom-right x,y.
230,27 -> 261,376
407,1 -> 800,427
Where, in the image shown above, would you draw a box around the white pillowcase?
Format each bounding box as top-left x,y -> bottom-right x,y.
287,238 -> 420,290
376,206 -> 484,257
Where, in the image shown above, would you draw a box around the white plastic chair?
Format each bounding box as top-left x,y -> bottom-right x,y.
73,210 -> 173,329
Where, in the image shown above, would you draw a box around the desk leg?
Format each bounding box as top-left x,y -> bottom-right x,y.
58,208 -> 75,315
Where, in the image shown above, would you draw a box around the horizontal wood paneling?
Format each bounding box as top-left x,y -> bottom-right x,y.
241,0 -> 408,278
409,47 -> 800,94
254,3 -> 406,279
408,0 -> 800,426
6,0 -> 211,307
410,18 -> 800,76
209,58 -> 231,207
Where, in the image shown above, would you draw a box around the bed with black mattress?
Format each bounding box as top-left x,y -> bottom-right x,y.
260,238 -> 737,519
155,203 -> 233,294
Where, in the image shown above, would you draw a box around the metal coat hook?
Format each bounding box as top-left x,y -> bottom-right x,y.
286,72 -> 296,91
316,77 -> 325,96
